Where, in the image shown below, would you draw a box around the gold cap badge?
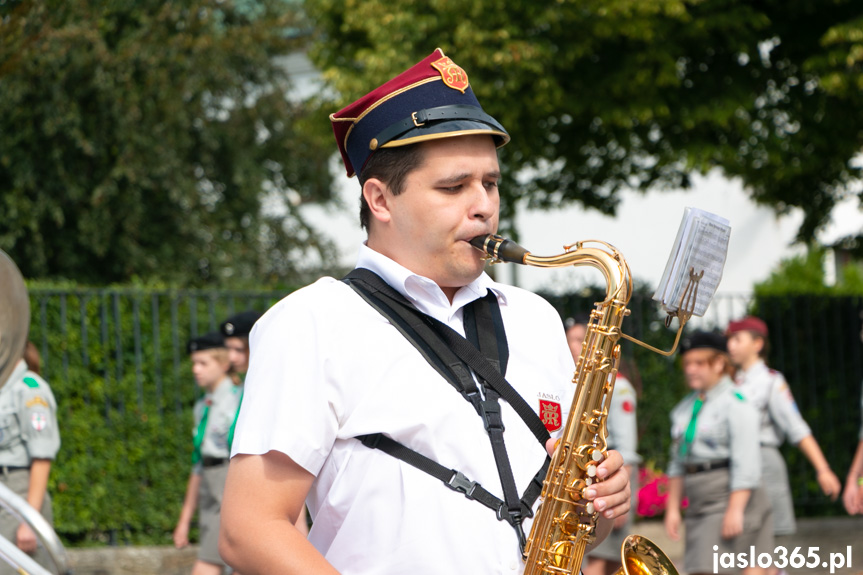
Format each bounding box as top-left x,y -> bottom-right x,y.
431,56 -> 469,93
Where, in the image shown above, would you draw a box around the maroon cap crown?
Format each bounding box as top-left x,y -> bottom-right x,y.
726,316 -> 768,338
329,48 -> 508,177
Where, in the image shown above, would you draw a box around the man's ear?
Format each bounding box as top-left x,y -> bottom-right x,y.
362,178 -> 392,225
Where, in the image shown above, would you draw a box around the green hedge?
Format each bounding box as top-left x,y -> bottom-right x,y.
26,284 -> 289,545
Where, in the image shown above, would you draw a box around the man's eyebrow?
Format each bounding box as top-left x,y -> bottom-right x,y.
434,171 -> 501,186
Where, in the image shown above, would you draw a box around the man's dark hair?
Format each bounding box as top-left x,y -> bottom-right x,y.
357,145 -> 426,231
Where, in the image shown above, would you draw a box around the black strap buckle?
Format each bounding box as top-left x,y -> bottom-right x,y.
359,434 -> 383,449
447,471 -> 478,500
497,505 -> 527,552
480,399 -> 505,432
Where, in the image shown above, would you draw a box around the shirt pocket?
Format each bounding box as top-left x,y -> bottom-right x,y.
696,417 -> 729,452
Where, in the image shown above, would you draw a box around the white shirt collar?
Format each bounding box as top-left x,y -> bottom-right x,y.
355,242 -> 507,326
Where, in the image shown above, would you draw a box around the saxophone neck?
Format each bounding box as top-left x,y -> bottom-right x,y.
470,234 -> 632,305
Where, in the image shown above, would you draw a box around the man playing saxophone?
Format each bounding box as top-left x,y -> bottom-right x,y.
219,49 -> 631,574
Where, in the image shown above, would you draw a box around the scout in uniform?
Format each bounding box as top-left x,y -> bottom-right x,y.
726,316 -> 841,537
566,315 -> 641,575
219,311 -> 261,378
173,332 -> 241,575
0,250 -> 60,574
664,331 -> 773,575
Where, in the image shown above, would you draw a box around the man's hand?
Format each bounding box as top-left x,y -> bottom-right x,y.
545,440 -> 631,520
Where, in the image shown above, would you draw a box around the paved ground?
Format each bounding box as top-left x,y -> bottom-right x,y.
55,515 -> 863,574
635,516 -> 863,575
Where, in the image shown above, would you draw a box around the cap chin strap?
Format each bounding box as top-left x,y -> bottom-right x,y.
370,104 -> 507,151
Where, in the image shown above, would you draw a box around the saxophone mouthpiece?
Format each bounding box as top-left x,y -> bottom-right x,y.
470,234 -> 530,264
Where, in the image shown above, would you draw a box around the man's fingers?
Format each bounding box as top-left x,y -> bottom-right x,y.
596,449 -> 623,479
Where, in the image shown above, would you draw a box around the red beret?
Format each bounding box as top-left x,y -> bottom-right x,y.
329,48 -> 509,178
726,316 -> 768,338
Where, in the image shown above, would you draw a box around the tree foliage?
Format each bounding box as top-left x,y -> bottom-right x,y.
305,0 -> 863,242
0,0 -> 338,286
755,245 -> 863,296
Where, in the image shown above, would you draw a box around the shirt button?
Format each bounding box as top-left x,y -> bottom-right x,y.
509,561 -> 518,570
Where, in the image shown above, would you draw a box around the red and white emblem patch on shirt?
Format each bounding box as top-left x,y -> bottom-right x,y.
539,400 -> 562,432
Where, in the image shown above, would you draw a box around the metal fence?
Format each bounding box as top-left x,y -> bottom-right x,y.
28,287 -> 288,417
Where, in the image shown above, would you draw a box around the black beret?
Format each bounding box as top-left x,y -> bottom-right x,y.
680,330 -> 727,354
220,310 -> 262,338
187,331 -> 225,354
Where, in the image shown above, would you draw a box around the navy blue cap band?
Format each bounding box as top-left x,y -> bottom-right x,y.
370,105 -> 507,151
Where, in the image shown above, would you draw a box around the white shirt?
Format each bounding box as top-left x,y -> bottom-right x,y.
232,244 -> 575,574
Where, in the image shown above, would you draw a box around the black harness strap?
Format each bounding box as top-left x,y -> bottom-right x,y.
462,300 -> 524,542
354,433 -> 547,521
343,268 -> 551,551
345,270 -> 481,402
346,268 -> 549,445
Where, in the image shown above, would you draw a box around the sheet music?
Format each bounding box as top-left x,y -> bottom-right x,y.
653,207 -> 730,317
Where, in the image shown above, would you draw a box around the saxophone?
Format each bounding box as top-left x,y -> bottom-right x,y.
470,234 -> 677,575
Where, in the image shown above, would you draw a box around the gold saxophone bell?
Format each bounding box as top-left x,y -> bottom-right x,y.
470,234 -> 680,575
616,535 -> 678,575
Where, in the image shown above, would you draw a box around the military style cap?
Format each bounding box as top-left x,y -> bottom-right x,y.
726,316 -> 768,338
680,330 -> 728,354
330,48 -> 510,178
220,310 -> 262,338
187,332 -> 225,354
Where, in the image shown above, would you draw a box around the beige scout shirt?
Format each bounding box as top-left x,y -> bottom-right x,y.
667,376 -> 761,492
734,359 -> 811,447
192,375 -> 241,473
0,359 -> 60,467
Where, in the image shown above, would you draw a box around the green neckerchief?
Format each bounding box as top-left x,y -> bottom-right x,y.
192,402 -> 210,465
680,395 -> 704,457
226,372 -> 245,449
227,391 -> 243,448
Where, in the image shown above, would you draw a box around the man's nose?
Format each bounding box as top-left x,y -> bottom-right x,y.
470,184 -> 496,220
